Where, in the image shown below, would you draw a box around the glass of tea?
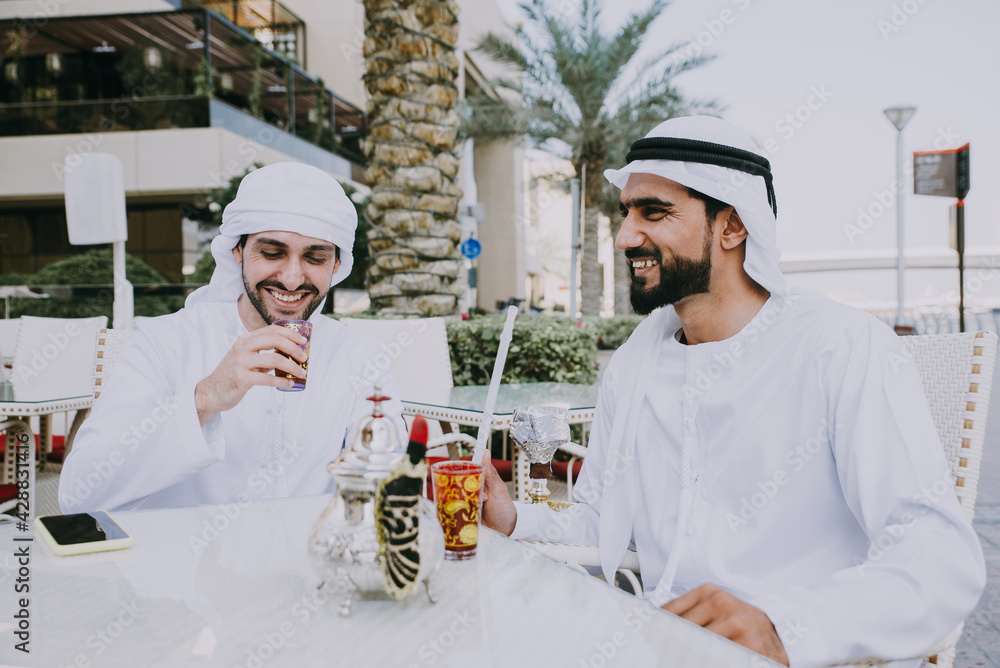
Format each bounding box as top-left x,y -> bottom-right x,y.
431,461 -> 484,560
274,319 -> 312,392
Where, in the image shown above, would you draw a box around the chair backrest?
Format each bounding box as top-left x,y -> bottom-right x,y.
11,315 -> 108,401
0,318 -> 20,358
339,317 -> 454,399
93,328 -> 133,400
901,331 -> 998,523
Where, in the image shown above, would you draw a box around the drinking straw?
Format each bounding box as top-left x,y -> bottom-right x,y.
473,305 -> 519,464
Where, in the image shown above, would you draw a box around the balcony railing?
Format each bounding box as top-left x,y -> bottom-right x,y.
0,96 -> 210,135
0,8 -> 365,163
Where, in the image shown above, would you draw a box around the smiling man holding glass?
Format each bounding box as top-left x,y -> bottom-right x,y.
60,162 -> 404,512
481,116 -> 985,668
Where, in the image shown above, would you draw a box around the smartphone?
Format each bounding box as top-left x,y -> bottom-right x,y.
35,511 -> 133,556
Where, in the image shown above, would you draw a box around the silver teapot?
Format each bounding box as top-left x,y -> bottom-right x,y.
307,388 -> 444,615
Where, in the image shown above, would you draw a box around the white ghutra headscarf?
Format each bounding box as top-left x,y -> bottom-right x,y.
604,115 -> 786,296
186,162 -> 358,307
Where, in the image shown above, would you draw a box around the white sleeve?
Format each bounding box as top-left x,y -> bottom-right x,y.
750,319 -> 986,667
59,323 -> 225,512
509,357 -> 620,545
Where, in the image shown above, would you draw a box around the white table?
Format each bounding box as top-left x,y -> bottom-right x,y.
402,382 -> 599,434
1,394 -> 93,484
0,495 -> 779,667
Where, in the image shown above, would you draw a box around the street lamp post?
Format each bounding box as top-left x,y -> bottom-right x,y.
883,105 -> 916,327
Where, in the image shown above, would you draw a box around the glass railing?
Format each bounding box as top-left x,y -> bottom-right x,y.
0,97 -> 210,136
0,8 -> 366,163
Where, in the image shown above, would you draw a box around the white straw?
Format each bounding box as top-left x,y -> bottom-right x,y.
473,305 -> 519,464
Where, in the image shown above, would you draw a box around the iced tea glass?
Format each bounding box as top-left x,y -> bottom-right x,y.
431,461 -> 484,560
274,319 -> 312,392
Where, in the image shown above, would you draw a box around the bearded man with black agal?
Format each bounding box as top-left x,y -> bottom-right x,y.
61,163 -> 404,512
481,116 -> 984,667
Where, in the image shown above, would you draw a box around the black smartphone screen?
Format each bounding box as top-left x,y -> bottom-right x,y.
38,512 -> 129,545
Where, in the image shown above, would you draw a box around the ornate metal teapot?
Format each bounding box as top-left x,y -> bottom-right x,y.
307,388 -> 444,615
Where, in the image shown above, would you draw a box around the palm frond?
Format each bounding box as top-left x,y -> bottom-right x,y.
603,0 -> 668,79
470,0 -> 724,180
476,32 -> 530,71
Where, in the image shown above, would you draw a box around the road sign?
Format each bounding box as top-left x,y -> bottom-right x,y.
461,238 -> 481,260
914,143 -> 970,199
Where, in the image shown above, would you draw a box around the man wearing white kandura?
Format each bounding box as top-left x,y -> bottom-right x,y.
481,116 -> 984,667
60,162 -> 404,512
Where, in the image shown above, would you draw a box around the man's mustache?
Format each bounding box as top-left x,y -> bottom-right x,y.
256,279 -> 320,295
624,247 -> 663,262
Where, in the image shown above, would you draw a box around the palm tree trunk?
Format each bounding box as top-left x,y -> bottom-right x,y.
580,205 -> 602,316
609,216 -> 631,314
579,151 -> 606,316
362,0 -> 464,316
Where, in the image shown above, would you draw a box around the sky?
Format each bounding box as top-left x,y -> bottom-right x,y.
493,0 -> 1000,314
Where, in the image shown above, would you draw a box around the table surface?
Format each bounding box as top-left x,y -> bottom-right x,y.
0,495 -> 778,667
403,382 -> 599,424
0,392 -> 92,414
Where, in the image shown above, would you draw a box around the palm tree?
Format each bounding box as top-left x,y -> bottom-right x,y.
467,0 -> 719,315
362,0 -> 464,316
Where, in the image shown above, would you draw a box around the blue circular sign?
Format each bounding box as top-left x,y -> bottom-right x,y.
461,238 -> 482,259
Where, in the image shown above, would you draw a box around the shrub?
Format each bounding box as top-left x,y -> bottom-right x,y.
580,315 -> 646,350
189,249 -> 215,284
447,315 -> 597,386
0,249 -> 185,319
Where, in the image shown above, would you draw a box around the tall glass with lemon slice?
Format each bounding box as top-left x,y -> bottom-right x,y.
430,461 -> 484,560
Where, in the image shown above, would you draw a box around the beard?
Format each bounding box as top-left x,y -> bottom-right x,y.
242,272 -> 325,325
627,227 -> 713,316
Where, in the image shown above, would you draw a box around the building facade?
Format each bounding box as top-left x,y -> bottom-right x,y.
0,0 -> 528,310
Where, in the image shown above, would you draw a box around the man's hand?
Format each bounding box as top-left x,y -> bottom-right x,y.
480,452 -> 517,536
662,583 -> 789,666
195,325 -> 308,425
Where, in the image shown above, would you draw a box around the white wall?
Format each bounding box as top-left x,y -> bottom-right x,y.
281,0 -> 367,108
0,0 -> 176,21
0,127 -> 344,203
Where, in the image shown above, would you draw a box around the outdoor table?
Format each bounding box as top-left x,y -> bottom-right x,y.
0,494 -> 780,667
403,382 -> 600,500
403,379 -> 598,459
0,392 -> 93,482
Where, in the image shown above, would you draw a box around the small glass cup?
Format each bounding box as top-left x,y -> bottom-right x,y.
274,319 -> 312,392
431,461 -> 484,560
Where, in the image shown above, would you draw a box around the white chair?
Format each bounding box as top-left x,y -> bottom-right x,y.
91,328 -> 133,401
339,317 -> 476,458
58,328 -> 134,462
525,331 -> 998,668
8,315 -> 107,463
889,330 -> 996,668
10,315 -> 108,401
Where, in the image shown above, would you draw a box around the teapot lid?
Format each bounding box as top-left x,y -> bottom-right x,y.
329,385 -> 403,486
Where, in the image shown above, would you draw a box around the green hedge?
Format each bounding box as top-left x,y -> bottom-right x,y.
447,315 -> 597,386
579,315 -> 646,350
0,249 -> 185,319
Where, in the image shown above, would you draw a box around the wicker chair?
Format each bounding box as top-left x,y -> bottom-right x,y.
5,315 -> 107,467
59,328 -> 133,462
852,330 -> 998,668
523,331 -> 998,668
91,328 -> 133,401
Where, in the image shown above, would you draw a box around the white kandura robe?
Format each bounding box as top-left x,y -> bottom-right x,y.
59,298 -> 405,512
511,289 -> 985,668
